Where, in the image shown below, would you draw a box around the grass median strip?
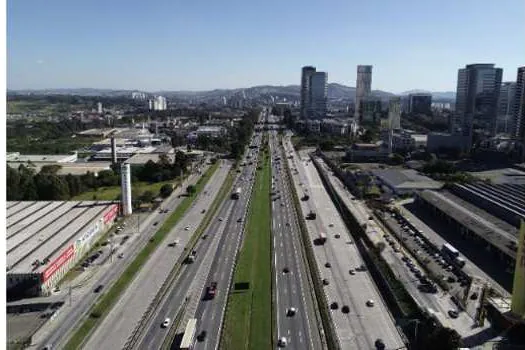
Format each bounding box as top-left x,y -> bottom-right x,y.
63,162 -> 219,350
221,144 -> 272,350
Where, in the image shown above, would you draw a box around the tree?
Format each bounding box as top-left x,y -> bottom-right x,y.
159,184 -> 174,198
186,185 -> 196,196
140,190 -> 155,203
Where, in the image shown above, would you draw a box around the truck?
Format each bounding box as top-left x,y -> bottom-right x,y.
231,187 -> 241,200
306,211 -> 317,220
441,243 -> 460,258
206,282 -> 218,299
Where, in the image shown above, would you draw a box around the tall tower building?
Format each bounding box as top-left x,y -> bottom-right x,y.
497,82 -> 517,134
355,65 -> 373,120
452,64 -> 503,146
408,93 -> 432,114
309,72 -> 328,119
513,67 -> 525,139
300,66 -> 316,119
388,97 -> 402,130
97,102 -> 103,114
120,163 -> 132,216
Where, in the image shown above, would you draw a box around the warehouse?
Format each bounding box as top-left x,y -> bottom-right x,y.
6,201 -> 119,298
372,168 -> 443,195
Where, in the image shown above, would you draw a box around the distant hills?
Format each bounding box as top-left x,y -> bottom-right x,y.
8,85 -> 456,101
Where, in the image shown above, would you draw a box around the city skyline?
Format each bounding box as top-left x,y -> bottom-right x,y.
7,0 -> 525,92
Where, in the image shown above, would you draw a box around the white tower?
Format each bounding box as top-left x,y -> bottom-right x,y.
121,163 -> 132,216
97,102 -> 103,114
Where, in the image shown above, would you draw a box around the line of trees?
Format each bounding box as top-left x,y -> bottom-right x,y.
6,151 -> 191,201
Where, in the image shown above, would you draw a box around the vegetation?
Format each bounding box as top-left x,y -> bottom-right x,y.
222,147 -> 272,350
64,162 -> 219,349
6,152 -> 190,201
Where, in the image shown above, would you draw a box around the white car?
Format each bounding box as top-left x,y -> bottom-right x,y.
184,226 -> 190,231
118,253 -> 124,259
286,307 -> 297,316
366,299 -> 375,307
278,337 -> 288,347
161,318 -> 171,328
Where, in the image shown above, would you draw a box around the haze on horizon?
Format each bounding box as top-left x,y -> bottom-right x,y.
7,0 -> 525,93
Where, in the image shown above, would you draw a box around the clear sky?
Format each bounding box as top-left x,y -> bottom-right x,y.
7,0 -> 525,93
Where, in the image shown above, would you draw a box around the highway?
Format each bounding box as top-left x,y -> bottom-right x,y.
269,131 -> 322,350
33,166 -> 211,350
283,134 -> 406,350
136,132 -> 263,350
83,161 -> 231,350
316,157 -> 490,340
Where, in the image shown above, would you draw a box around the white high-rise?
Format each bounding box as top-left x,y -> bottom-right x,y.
355,65 -> 373,120
97,102 -> 103,114
309,72 -> 328,119
152,96 -> 167,111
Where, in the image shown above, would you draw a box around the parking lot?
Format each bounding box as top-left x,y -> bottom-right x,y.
378,208 -> 470,298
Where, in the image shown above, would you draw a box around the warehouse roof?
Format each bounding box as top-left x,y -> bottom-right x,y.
6,201 -> 116,275
418,190 -> 517,259
373,169 -> 443,191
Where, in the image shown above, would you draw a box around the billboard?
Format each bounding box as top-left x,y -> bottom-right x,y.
76,220 -> 102,249
42,245 -> 75,282
104,204 -> 119,224
511,220 -> 525,318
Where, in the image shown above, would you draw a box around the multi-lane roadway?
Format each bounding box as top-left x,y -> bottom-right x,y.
34,167 -> 210,350
269,131 -> 322,350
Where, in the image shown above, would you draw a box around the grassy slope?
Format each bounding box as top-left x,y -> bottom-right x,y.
72,180 -> 178,201
64,163 -> 219,349
221,147 -> 272,350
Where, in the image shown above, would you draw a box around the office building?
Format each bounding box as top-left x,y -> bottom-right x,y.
300,66 -> 316,119
388,97 -> 402,130
355,65 -> 373,120
452,64 -> 503,147
309,71 -> 328,119
97,102 -> 103,114
359,98 -> 382,123
153,96 -> 167,111
408,93 -> 432,114
513,67 -> 525,139
497,82 -> 517,134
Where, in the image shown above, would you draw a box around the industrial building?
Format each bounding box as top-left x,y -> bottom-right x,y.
6,201 -> 119,298
372,168 -> 443,195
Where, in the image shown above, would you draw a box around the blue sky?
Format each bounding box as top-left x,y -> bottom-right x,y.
7,0 -> 525,92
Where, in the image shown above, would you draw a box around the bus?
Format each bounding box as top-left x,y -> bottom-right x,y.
441,243 -> 459,258
180,318 -> 198,350
231,187 -> 241,200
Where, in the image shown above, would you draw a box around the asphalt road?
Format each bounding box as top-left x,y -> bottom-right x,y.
191,133 -> 262,350
283,135 -> 405,350
83,161 -> 231,350
269,132 -> 321,350
136,133 -> 263,350
33,167 -> 209,350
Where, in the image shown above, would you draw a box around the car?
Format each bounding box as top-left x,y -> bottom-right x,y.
201,234 -> 208,240
325,262 -> 332,268
218,217 -> 223,222
368,216 -> 373,220
349,269 -> 355,275
286,307 -> 297,316
366,299 -> 375,307
184,226 -> 190,230
42,345 -> 53,350
278,337 -> 288,347
322,278 -> 329,286
448,310 -> 459,318
153,222 -> 158,226
161,318 -> 171,328
285,222 -> 290,226
94,285 -> 104,293
447,276 -> 456,283
283,267 -> 290,273
334,234 -> 341,239
330,302 -> 339,310
328,223 -> 334,227
341,305 -> 350,314
375,338 -> 386,350
356,264 -> 367,272
237,218 -> 242,223
201,209 -> 206,214
118,253 -> 124,259
470,292 -> 479,300
197,330 -> 207,341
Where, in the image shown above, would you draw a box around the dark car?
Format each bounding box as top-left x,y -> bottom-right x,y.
94,285 -> 104,293
325,262 -> 332,268
330,302 -> 339,310
283,267 -> 290,273
375,338 -> 386,350
341,305 -> 350,314
197,330 -> 207,342
153,222 -> 158,226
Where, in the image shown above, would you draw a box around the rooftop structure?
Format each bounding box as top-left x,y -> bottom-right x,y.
76,128 -> 117,138
7,201 -> 119,297
6,153 -> 78,163
372,168 -> 443,195
124,153 -> 175,165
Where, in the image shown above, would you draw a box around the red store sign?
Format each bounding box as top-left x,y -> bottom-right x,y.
42,245 -> 75,282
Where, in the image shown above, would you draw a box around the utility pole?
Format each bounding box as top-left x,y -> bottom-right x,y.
69,286 -> 72,307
